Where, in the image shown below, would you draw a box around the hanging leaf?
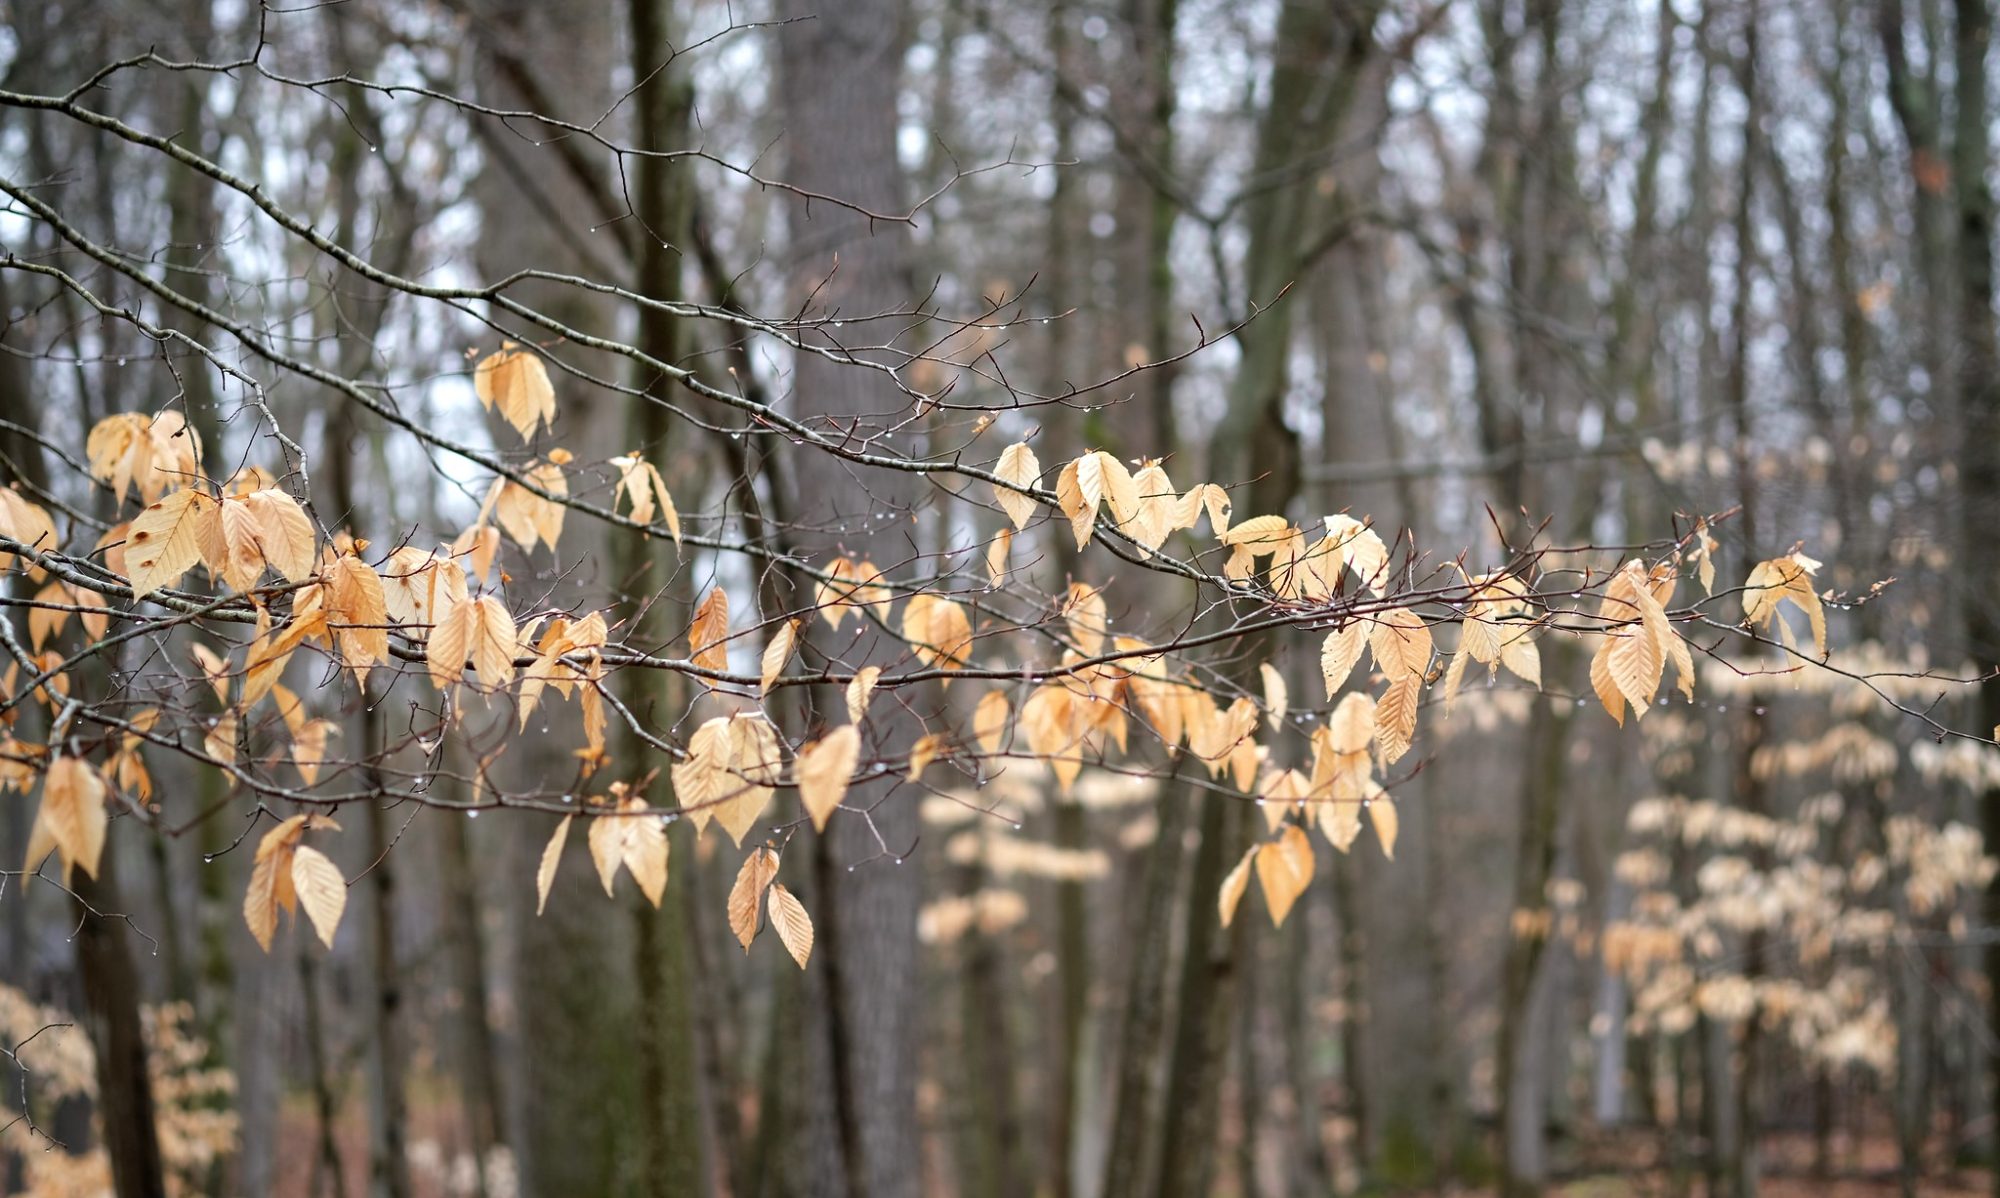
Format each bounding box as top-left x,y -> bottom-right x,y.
797,725 -> 860,832
972,690 -> 1011,753
728,846 -> 780,950
691,587 -> 731,679
1219,845 -> 1257,928
761,619 -> 797,695
992,442 -> 1041,530
290,845 -> 346,949
474,342 -> 558,440
535,815 -> 571,916
767,884 -> 814,968
846,666 -> 882,723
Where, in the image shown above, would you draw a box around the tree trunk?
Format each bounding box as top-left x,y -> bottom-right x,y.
772,3 -> 921,1194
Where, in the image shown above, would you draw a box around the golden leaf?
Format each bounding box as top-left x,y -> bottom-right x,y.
1063,584 -> 1108,657
797,725 -> 860,833
1743,552 -> 1826,657
1323,515 -> 1389,594
292,719 -> 337,786
1219,845 -> 1257,928
31,756 -> 107,882
972,689 -> 1011,753
761,619 -> 797,695
1320,623 -> 1364,698
1590,638 -> 1626,726
671,717 -> 732,836
1374,673 -> 1420,765
290,845 -> 346,949
535,815 -> 571,916
379,546 -> 467,632
728,846 -> 780,950
427,593 -> 474,690
846,666 -> 882,723
620,798 -> 669,908
992,442 -> 1041,530
691,587 -> 731,679
325,554 -> 390,682
1259,768 -> 1310,834
241,489 -> 316,582
1217,514 -> 1292,549
125,487 -> 214,598
767,884 -> 814,968
1369,796 -> 1399,860
474,342 -> 558,440
908,732 -> 945,781
1259,662 -> 1288,730
986,528 -> 1012,586
1255,825 -> 1315,927
815,557 -> 860,630
715,715 -> 782,847
902,594 -> 972,672
1126,460 -> 1179,554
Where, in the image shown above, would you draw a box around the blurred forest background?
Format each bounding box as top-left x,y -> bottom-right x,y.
5,0 -> 2000,1196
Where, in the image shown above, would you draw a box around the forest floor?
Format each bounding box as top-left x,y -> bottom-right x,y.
1536,1129 -> 1990,1197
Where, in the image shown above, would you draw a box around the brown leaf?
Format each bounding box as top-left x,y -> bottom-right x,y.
691,587 -> 731,679
728,846 -> 780,950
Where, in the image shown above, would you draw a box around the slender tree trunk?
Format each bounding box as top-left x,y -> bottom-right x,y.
772,3 -> 921,1193
73,856 -> 167,1198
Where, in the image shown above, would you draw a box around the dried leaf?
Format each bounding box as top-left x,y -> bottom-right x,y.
290,845 -> 346,949
797,725 -> 860,833
1219,845 -> 1257,927
691,587 -> 730,679
845,666 -> 882,723
474,342 -> 558,440
761,619 -> 797,695
535,814 -> 571,916
728,846 -> 780,950
992,442 -> 1041,530
767,884 -> 814,968
1259,662 -> 1288,730
972,689 -> 1010,753
125,487 -> 214,598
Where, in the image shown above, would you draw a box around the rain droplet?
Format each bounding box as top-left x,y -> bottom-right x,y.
467,810 -> 479,819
